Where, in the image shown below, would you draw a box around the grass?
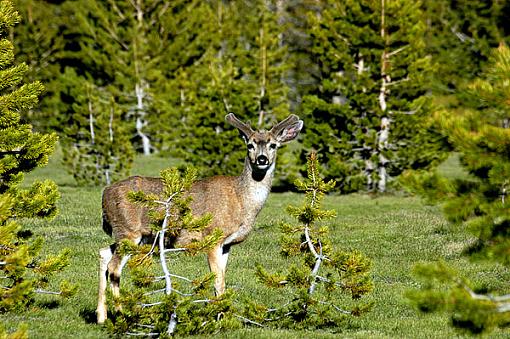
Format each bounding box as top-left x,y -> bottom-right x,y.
4,150 -> 510,338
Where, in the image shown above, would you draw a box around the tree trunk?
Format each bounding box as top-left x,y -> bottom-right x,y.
135,82 -> 151,155
377,0 -> 389,192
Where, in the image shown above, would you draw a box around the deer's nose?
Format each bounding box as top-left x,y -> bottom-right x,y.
256,155 -> 269,165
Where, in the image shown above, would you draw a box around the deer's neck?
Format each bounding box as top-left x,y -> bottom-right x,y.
238,158 -> 274,208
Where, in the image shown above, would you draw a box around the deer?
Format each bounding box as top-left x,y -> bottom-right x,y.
96,113 -> 303,324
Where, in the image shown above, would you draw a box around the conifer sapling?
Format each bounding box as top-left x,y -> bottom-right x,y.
253,152 -> 373,329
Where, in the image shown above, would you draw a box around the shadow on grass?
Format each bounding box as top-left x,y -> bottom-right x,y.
80,308 -> 99,324
80,307 -> 121,326
36,300 -> 61,309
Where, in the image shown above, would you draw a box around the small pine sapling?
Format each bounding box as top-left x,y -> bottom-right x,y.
253,152 -> 373,330
106,167 -> 242,336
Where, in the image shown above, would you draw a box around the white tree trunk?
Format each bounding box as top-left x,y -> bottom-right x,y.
258,23 -> 268,128
377,117 -> 390,192
135,82 -> 151,155
88,100 -> 95,145
377,0 -> 389,192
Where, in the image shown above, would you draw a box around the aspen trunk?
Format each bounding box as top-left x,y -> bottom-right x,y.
377,0 -> 389,192
135,82 -> 151,155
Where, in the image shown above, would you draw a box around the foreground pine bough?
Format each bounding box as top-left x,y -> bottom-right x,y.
96,113 -> 303,324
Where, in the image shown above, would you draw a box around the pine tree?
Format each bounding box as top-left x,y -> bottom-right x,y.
252,152 -> 373,329
106,166 -> 241,336
66,0 -> 181,155
11,0 -> 69,132
301,0 -> 448,193
422,0 -> 510,96
158,0 -> 294,182
403,44 -> 510,334
61,70 -> 134,186
0,0 -> 75,325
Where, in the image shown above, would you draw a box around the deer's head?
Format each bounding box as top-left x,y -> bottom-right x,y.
225,113 -> 303,173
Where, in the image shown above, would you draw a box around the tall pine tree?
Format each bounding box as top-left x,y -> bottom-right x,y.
403,44 -> 510,334
422,0 -> 510,96
301,0 -> 447,193
158,0 -> 293,180
12,0 -> 70,132
67,0 -> 179,155
0,0 -> 75,323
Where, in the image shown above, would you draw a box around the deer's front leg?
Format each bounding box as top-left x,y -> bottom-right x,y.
207,244 -> 230,295
97,246 -> 113,324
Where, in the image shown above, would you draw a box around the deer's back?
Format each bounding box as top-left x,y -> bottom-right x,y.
103,175 -> 246,245
102,176 -> 163,242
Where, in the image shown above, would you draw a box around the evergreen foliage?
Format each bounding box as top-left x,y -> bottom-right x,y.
402,44 -> 510,334
67,0 -> 180,155
158,0 -> 294,182
7,0 -> 510,194
0,0 -> 76,333
253,152 -> 373,329
12,0 -> 69,132
106,166 -> 242,336
422,0 -> 510,95
301,0 -> 448,193
61,71 -> 134,186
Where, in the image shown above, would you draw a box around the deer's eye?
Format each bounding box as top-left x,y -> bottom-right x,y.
247,144 -> 255,151
269,143 -> 277,149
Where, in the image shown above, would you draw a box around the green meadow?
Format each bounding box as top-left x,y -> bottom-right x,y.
4,150 -> 509,338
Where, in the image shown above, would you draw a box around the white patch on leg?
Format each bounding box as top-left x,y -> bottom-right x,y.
97,246 -> 113,324
99,247 -> 113,268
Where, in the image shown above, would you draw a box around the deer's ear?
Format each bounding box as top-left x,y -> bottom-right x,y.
276,119 -> 303,143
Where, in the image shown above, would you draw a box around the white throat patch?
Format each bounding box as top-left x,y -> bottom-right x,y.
251,185 -> 270,205
248,163 -> 274,205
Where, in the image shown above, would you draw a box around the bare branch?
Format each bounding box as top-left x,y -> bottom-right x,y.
162,248 -> 187,254
386,45 -> 409,58
154,273 -> 192,283
126,332 -> 159,337
318,301 -> 352,315
460,281 -> 510,313
34,289 -> 61,295
235,314 -> 265,327
386,77 -> 410,87
141,302 -> 162,307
